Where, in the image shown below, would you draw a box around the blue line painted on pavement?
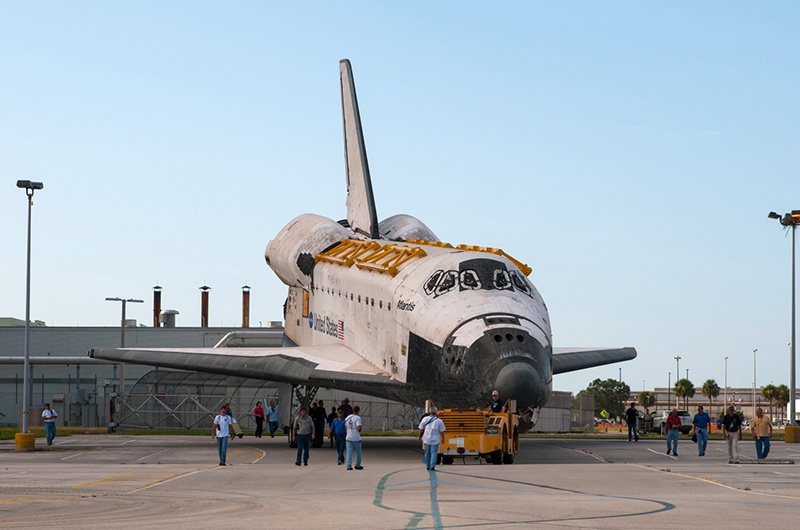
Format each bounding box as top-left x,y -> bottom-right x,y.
428,469 -> 443,530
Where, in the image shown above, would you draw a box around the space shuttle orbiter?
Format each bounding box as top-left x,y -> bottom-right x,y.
90,60 -> 636,431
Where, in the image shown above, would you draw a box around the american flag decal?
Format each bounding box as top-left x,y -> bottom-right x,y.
337,320 -> 345,340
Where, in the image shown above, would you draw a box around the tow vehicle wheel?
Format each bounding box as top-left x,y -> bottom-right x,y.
490,450 -> 503,464
442,456 -> 454,465
502,428 -> 514,464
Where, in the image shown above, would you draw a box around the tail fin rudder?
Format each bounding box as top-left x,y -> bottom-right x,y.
340,59 -> 379,239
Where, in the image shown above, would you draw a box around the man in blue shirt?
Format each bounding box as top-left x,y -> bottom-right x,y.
266,401 -> 279,438
692,405 -> 712,456
330,409 -> 347,465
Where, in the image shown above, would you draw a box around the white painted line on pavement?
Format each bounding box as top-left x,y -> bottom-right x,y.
631,463 -> 799,499
61,449 -> 100,461
647,448 -> 676,460
119,439 -> 136,445
0,472 -> 27,479
55,439 -> 76,445
136,449 -> 170,461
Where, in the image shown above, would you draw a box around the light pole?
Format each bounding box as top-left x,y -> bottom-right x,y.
674,356 -> 681,408
768,210 -> 798,425
105,297 -> 143,394
16,180 -> 43,441
753,348 -> 757,419
724,356 -> 728,409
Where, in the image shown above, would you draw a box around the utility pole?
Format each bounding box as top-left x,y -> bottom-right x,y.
768,210 -> 798,425
724,356 -> 728,410
105,297 -> 143,394
15,180 -> 43,451
674,356 -> 681,408
753,348 -> 757,419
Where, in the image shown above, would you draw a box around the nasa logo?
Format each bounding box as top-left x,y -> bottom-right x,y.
397,300 -> 415,311
308,312 -> 313,329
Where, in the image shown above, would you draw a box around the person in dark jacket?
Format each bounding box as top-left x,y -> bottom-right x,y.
625,403 -> 639,442
327,406 -> 338,447
489,390 -> 505,413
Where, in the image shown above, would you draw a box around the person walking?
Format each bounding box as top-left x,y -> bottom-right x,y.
692,405 -> 712,456
212,406 -> 235,466
331,409 -> 347,465
311,402 -> 325,448
665,408 -> 681,456
338,398 -> 353,418
625,403 -> 639,442
253,401 -> 265,438
327,406 -> 337,448
345,406 -> 363,470
750,408 -> 773,460
42,403 -> 57,445
266,401 -> 279,438
722,406 -> 743,464
418,407 -> 446,471
293,407 -> 314,466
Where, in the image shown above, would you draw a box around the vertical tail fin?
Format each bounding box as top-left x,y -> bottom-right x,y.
340,59 -> 379,239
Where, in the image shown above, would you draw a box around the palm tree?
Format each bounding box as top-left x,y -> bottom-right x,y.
701,379 -> 720,416
775,384 -> 790,423
762,384 -> 778,419
674,378 -> 695,409
638,391 -> 655,412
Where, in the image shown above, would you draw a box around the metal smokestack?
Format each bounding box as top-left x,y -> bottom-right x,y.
153,285 -> 162,327
199,285 -> 210,327
242,285 -> 251,328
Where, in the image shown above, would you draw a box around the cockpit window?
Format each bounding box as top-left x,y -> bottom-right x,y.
459,270 -> 482,290
424,270 -> 443,295
493,269 -> 511,290
435,271 -> 458,296
510,270 -> 533,297
424,259 -> 531,298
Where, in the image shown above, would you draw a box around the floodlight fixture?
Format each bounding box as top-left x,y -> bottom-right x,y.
16,180 -> 44,191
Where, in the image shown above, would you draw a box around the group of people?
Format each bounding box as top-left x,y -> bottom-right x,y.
252,401 -> 279,438
625,402 -> 775,462
211,395 -> 450,471
292,399 -> 363,470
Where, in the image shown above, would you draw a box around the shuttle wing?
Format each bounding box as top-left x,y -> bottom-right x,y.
88,344 -> 399,388
552,347 -> 637,375
340,58 -> 379,239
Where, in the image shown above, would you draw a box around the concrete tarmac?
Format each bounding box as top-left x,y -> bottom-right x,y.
1,434 -> 799,529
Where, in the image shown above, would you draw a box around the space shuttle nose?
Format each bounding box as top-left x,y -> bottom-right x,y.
494,362 -> 543,408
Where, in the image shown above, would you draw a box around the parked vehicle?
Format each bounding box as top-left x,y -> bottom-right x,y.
650,409 -> 693,435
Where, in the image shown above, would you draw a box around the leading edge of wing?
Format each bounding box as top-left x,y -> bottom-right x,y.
88,344 -> 399,387
552,347 -> 637,375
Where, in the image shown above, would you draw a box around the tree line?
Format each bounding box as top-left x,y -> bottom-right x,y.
578,378 -> 793,421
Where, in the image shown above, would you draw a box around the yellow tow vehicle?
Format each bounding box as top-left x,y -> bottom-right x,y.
435,402 -> 519,465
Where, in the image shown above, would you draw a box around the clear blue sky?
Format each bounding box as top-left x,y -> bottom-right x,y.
1,3 -> 798,394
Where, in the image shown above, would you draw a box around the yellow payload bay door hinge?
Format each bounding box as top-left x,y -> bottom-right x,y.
407,239 -> 532,276
315,239 -> 427,277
